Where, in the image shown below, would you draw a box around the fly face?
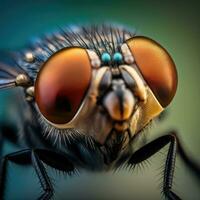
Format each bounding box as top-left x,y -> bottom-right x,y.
30,29 -> 177,149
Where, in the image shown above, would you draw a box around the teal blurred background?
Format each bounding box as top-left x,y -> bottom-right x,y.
0,0 -> 200,199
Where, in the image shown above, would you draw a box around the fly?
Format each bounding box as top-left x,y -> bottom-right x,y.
0,25 -> 199,200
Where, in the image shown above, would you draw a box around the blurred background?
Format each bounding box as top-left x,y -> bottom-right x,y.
0,0 -> 200,199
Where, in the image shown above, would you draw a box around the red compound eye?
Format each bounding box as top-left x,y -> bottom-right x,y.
126,36 -> 178,107
35,47 -> 92,124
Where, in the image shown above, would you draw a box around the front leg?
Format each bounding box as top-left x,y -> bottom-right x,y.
128,131 -> 200,200
0,149 -> 75,200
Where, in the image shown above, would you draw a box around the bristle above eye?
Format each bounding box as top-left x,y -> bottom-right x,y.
14,24 -> 136,81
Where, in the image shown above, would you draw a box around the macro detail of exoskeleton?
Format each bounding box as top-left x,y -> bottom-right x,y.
0,25 -> 199,200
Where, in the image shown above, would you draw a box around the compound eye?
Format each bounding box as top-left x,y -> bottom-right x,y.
35,47 -> 92,124
126,36 -> 178,107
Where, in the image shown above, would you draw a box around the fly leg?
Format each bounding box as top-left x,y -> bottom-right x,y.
0,149 -> 75,200
128,131 -> 200,200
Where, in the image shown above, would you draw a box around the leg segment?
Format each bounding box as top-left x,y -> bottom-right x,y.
0,149 -> 75,200
31,151 -> 53,200
128,131 -> 200,200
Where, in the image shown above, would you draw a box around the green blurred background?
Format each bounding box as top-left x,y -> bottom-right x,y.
0,0 -> 199,199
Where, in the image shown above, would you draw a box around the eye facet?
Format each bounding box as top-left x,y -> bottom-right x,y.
126,36 -> 178,107
35,47 -> 92,124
